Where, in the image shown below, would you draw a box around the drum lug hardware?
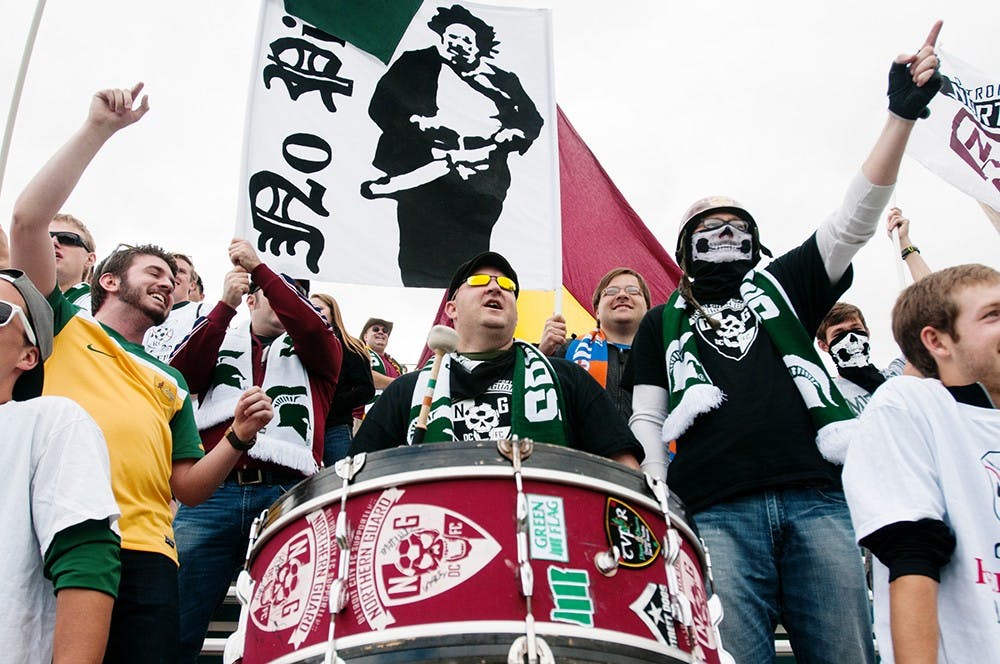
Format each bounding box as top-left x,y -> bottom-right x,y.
335,510 -> 352,550
665,529 -> 682,565
329,579 -> 348,613
334,452 -> 366,480
507,633 -> 553,664
594,545 -> 621,576
707,594 -> 724,627
243,509 -> 268,569
518,560 -> 534,597
498,437 -> 534,465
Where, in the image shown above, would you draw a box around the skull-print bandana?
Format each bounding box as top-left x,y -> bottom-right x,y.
828,329 -> 872,369
829,329 -> 886,394
690,225 -> 753,263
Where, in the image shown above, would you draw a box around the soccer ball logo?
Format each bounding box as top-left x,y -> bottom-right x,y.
395,529 -> 471,576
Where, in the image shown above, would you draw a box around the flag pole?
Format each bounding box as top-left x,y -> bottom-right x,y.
979,201 -> 1000,235
0,0 -> 48,200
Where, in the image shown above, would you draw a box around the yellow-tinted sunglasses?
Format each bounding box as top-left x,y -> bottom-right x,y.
466,273 -> 517,292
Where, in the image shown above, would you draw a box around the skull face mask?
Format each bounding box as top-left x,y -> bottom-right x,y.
829,329 -> 872,369
690,224 -> 754,264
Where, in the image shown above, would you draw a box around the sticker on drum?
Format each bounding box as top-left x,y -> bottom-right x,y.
349,487 -> 502,630
546,566 -> 594,627
605,497 -> 661,568
526,494 -> 569,562
629,583 -> 679,648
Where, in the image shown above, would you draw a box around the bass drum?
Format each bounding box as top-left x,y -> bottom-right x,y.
233,441 -> 728,663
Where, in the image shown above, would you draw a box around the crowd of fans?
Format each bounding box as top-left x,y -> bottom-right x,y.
1,18 -> 996,664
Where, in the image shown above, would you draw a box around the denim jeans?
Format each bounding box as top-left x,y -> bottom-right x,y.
104,550 -> 179,664
322,423 -> 353,467
174,480 -> 295,663
692,488 -> 875,664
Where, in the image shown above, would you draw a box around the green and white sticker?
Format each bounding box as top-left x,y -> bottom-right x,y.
547,566 -> 594,627
527,494 -> 569,562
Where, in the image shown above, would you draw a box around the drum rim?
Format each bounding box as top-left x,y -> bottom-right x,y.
253,619 -> 700,663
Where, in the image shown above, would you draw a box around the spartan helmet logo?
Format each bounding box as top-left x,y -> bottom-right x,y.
395,529 -> 471,576
464,402 -> 500,434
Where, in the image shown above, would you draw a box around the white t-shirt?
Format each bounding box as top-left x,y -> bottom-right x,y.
0,397 -> 120,663
835,357 -> 906,416
844,376 -> 1000,663
142,300 -> 206,362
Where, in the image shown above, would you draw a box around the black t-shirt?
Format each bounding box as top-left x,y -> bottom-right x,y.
327,343 -> 376,427
351,348 -> 644,462
629,234 -> 849,512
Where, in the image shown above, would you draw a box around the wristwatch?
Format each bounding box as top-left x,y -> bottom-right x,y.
226,428 -> 256,452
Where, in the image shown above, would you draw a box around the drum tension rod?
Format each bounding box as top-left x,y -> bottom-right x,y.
500,438 -> 553,664
646,475 -> 695,650
324,453 -> 366,664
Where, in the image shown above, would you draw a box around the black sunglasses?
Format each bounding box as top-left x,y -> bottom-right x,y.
50,231 -> 91,251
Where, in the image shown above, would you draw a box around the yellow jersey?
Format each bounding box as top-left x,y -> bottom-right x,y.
44,289 -> 203,563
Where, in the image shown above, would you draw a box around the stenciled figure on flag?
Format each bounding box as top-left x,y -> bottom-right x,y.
361,4 -> 543,288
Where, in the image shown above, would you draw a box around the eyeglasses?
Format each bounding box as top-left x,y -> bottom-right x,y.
602,285 -> 642,298
0,300 -> 37,346
696,217 -> 751,233
465,273 -> 517,292
369,325 -> 390,334
50,231 -> 91,251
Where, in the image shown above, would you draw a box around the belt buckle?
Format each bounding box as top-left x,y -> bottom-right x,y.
237,469 -> 264,486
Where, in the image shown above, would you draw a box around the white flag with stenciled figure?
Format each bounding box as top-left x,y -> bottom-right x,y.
907,49 -> 1000,211
237,0 -> 560,289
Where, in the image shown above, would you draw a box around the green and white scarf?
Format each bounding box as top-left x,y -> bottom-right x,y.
196,324 -> 317,474
406,340 -> 569,446
662,269 -> 856,464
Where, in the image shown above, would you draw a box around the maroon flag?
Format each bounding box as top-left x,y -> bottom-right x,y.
557,107 -> 682,314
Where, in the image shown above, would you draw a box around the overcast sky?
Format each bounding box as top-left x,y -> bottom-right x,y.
2,1 -> 998,367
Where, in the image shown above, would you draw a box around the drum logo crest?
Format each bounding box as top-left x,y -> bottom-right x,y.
249,510 -> 336,648
351,488 -> 501,630
604,498 -> 661,568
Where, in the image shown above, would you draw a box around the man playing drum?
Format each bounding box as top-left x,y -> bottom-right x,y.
350,251 -> 643,469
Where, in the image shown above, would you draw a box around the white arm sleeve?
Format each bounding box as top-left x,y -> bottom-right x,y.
630,384 -> 670,481
815,170 -> 894,283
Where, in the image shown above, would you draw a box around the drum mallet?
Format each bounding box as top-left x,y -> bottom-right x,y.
411,325 -> 459,445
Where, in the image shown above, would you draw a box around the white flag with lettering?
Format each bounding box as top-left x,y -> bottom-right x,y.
907,49 -> 1000,210
237,0 -> 560,289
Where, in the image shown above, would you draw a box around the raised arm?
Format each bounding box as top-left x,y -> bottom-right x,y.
0,224 -> 9,268
887,207 -> 932,281
229,239 -> 343,384
816,22 -> 942,283
10,84 -> 149,295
